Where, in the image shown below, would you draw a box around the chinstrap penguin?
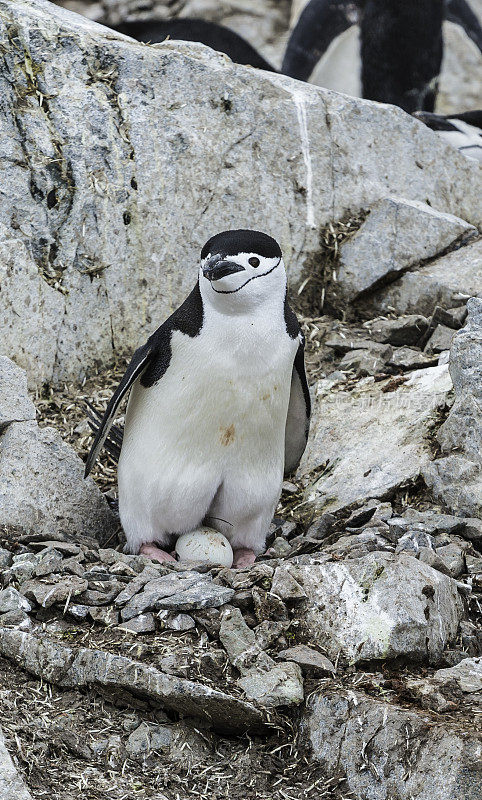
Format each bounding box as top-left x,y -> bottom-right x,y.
112,19 -> 277,73
282,0 -> 482,112
85,230 -> 310,569
414,110 -> 482,162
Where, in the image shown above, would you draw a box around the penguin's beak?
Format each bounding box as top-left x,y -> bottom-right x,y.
202,256 -> 245,282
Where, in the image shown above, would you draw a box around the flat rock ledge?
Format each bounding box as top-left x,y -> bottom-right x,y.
0,628 -> 265,734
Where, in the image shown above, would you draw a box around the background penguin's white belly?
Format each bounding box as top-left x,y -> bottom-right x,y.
118,321 -> 297,539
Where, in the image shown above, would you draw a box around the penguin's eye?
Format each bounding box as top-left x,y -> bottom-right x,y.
249,257 -> 260,268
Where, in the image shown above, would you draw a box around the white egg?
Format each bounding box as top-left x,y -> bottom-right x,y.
175,527 -> 233,568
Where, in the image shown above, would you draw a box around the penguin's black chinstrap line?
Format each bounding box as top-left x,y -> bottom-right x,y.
211,257 -> 282,294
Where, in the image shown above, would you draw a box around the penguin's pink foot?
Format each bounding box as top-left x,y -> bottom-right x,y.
232,548 -> 257,569
140,543 -> 176,564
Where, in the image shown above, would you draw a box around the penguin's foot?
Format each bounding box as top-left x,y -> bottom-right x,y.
140,543 -> 176,564
232,547 -> 257,569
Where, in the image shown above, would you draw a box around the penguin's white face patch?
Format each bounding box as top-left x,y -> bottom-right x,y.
200,251 -> 282,294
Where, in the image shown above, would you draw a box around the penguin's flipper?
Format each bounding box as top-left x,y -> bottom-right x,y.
282,0 -> 358,81
84,283 -> 204,478
85,401 -> 123,462
83,343 -> 152,477
284,340 -> 311,476
445,0 -> 482,53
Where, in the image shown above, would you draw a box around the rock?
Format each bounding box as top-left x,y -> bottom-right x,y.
434,657 -> 482,694
271,564 -> 307,601
0,356 -> 36,428
157,611 -> 196,631
423,298 -> 482,517
34,549 -> 64,577
0,725 -> 33,800
117,612 -> 155,633
1,2 -> 482,388
219,606 -> 272,674
0,587 -> 32,614
0,628 -> 265,733
431,304 -> 468,330
367,314 -> 430,346
21,575 -> 88,608
304,689 -> 482,800
88,606 -> 119,626
395,529 -> 436,555
277,645 -> 335,675
338,348 -> 388,377
463,518 -> 482,544
401,509 -> 466,536
126,722 -> 151,760
294,552 -> 463,664
0,548 -> 12,569
388,346 -> 438,371
155,580 -> 234,612
301,364 -> 452,514
0,359 -> 117,541
365,238 -> 482,317
305,513 -> 335,540
114,566 -> 160,607
121,573 -> 203,620
266,537 -> 292,558
335,198 -> 475,302
237,661 -> 304,708
324,334 -> 391,356
0,610 -> 33,630
433,543 -> 466,577
466,554 -> 482,575
424,323 -> 456,353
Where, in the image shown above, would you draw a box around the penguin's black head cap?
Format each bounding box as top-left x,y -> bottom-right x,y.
200,229 -> 283,294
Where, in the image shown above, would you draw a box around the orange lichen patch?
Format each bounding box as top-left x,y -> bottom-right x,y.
219,423 -> 236,446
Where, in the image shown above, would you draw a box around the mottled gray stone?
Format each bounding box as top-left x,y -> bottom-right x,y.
304,689 -> 482,800
295,552 -> 463,664
0,548 -> 12,569
424,324 -> 456,354
401,509 -> 466,535
1,1 -> 482,388
0,628 -> 265,733
277,645 -> 335,675
367,314 -> 429,346
219,606 -> 272,674
0,357 -> 36,428
423,298 -> 482,517
336,198 -> 475,302
0,359 -> 117,541
301,364 -> 452,514
365,238 -> 482,317
338,348 -> 388,377
0,725 -> 33,800
388,346 -> 438,371
434,657 -> 482,693
117,612 -> 155,633
0,587 -> 32,614
21,576 -> 88,608
237,661 -> 304,708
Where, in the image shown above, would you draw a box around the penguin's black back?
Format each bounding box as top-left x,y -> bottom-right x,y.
360,0 -> 444,112
113,18 -> 277,73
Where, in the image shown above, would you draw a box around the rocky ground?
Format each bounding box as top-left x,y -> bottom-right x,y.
1,1 -> 481,799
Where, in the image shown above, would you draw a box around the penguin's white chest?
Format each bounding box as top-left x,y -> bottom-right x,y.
120,315 -> 298,477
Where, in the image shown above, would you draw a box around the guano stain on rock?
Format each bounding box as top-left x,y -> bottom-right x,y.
219,424 -> 235,446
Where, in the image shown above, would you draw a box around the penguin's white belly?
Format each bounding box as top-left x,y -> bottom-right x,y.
118,323 -> 297,547
310,25 -> 362,97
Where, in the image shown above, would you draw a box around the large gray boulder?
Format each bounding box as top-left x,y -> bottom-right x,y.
335,197 -> 475,303
278,551 -> 463,665
300,364 -> 452,514
0,356 -> 116,540
303,689 -> 482,800
424,298 -> 482,517
364,237 -> 482,317
1,0 -> 481,389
